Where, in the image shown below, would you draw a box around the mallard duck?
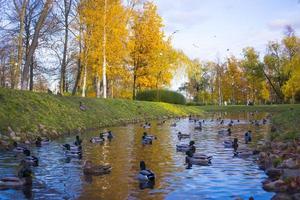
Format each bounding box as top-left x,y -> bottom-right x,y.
223,140 -> 233,148
90,137 -> 105,144
177,141 -> 195,152
0,161 -> 32,188
12,142 -> 27,153
137,161 -> 155,182
244,131 -> 252,144
142,138 -> 152,145
142,132 -> 155,145
186,156 -> 212,166
106,131 -> 114,140
194,122 -> 202,130
218,128 -> 231,135
142,123 -> 151,129
176,144 -> 190,152
23,150 -> 38,166
177,132 -> 190,139
192,153 -> 213,161
62,143 -> 80,151
35,137 -> 50,146
83,160 -> 111,176
74,135 -> 82,146
233,151 -> 254,158
64,144 -> 82,158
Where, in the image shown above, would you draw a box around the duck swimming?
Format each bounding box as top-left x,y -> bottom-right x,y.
194,122 -> 202,130
218,128 -> 231,136
142,123 -> 151,129
64,144 -> 82,158
185,150 -> 212,167
0,160 -> 32,188
137,161 -> 155,182
177,132 -> 190,139
142,132 -> 153,145
23,150 -> 38,167
74,135 -> 82,146
62,143 -> 80,151
83,160 -> 111,176
12,142 -> 27,153
35,137 -> 50,147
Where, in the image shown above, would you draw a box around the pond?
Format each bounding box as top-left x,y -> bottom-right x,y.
0,112 -> 274,200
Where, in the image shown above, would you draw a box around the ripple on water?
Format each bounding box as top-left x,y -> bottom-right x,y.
0,113 -> 274,200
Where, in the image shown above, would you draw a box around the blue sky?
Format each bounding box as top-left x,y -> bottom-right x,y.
153,0 -> 300,61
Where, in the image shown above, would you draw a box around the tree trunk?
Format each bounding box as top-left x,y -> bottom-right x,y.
29,56 -> 34,90
132,71 -> 137,100
13,0 -> 28,89
60,0 -> 72,94
102,0 -> 107,98
96,74 -> 101,98
21,0 -> 52,90
72,23 -> 83,96
81,62 -> 87,97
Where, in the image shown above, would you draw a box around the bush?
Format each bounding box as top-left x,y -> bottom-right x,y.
136,89 -> 186,105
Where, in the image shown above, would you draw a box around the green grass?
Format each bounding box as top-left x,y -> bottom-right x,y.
0,88 -> 299,142
0,88 -> 202,136
199,105 -> 300,141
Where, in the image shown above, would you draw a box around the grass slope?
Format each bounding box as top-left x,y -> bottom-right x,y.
0,88 -> 203,134
200,105 -> 300,141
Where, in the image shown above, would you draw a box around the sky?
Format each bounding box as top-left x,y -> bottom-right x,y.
152,0 -> 300,89
153,0 -> 300,61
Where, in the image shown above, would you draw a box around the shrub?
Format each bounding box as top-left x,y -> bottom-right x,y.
136,89 -> 186,105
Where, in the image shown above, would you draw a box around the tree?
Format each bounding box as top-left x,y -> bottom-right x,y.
21,0 -> 53,90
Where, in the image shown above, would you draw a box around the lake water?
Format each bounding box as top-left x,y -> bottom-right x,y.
0,112 -> 274,200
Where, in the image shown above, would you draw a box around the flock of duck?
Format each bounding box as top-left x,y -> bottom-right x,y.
0,115 -> 268,192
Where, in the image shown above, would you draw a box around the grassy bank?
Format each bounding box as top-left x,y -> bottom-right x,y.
0,88 -> 299,143
199,105 -> 300,141
0,88 -> 203,138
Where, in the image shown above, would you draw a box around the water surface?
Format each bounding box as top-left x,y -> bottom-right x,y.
0,112 -> 274,200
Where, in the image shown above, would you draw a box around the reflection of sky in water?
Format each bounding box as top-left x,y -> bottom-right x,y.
0,112 -> 274,200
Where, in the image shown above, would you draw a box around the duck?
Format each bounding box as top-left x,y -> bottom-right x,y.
137,161 -> 155,182
35,137 -> 50,147
218,128 -> 231,136
187,157 -> 212,166
74,135 -> 82,146
106,131 -> 114,140
223,140 -> 234,148
12,142 -> 27,153
90,137 -> 105,144
177,141 -> 196,152
64,144 -> 82,158
192,153 -> 213,161
194,122 -> 202,130
142,132 -> 155,145
142,139 -> 152,145
177,132 -> 190,139
244,130 -> 252,144
23,150 -> 38,166
62,143 -> 80,151
0,161 -> 32,188
90,133 -> 105,144
83,160 -> 111,176
176,144 -> 190,152
233,150 -> 257,158
143,123 -> 151,129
